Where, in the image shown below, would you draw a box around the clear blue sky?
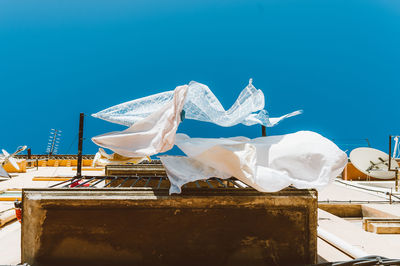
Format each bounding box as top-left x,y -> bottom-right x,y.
1,0 -> 399,155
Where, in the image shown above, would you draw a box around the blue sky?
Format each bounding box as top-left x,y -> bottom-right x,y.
0,0 -> 399,155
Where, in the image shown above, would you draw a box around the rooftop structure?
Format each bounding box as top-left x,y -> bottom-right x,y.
0,161 -> 400,265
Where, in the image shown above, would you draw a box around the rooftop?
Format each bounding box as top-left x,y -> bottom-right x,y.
1,165 -> 400,265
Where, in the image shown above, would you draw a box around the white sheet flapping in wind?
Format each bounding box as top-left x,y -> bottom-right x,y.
160,131 -> 348,194
92,80 -> 302,156
92,85 -> 188,157
92,90 -> 175,127
92,79 -> 301,128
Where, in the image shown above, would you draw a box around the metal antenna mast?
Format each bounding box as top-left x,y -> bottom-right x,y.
76,113 -> 84,178
389,135 -> 400,192
46,129 -> 62,156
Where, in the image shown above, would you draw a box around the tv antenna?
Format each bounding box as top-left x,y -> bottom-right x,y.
46,129 -> 62,156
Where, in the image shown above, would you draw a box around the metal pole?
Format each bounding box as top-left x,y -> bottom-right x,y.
262,125 -> 266,137
389,135 -> 399,192
389,135 -> 392,171
27,148 -> 31,167
76,113 -> 84,178
318,227 -> 369,259
366,138 -> 371,147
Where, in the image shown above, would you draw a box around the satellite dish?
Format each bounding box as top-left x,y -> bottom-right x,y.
8,157 -> 20,171
1,149 -> 20,171
350,147 -> 399,179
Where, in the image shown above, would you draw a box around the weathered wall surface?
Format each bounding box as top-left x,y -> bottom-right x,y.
22,188 -> 317,266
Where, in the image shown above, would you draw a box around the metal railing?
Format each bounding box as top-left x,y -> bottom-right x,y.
48,175 -> 247,190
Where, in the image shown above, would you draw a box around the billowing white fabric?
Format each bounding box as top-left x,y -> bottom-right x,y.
160,131 -> 348,194
182,80 -> 290,127
92,90 -> 175,127
92,148 -> 150,167
92,85 -> 188,157
91,80 -> 302,156
161,156 -> 232,193
92,80 -> 302,128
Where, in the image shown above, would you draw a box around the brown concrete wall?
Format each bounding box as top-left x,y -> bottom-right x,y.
361,205 -> 399,219
318,204 -> 362,217
22,188 -> 317,266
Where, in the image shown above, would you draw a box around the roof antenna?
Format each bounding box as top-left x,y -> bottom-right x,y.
76,113 -> 84,178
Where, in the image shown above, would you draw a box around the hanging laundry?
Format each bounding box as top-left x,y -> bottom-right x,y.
92,80 -> 301,156
92,85 -> 188,157
92,148 -> 150,167
160,131 -> 347,194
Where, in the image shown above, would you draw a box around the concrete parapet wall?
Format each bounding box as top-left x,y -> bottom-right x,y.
22,188 -> 317,266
